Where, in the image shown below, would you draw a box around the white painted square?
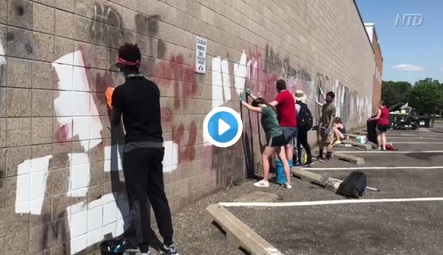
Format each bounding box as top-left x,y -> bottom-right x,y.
69,164 -> 90,195
30,199 -> 45,214
102,222 -> 117,238
163,141 -> 178,172
115,217 -> 127,237
69,201 -> 87,215
103,145 -> 123,172
88,116 -> 103,142
72,117 -> 91,141
30,171 -> 49,200
102,202 -> 118,226
54,91 -> 74,117
87,205 -> 103,232
70,211 -> 88,238
71,234 -> 87,255
68,188 -> 89,198
73,66 -> 89,92
15,203 -> 30,214
52,63 -> 74,89
15,173 -> 31,206
87,228 -> 103,247
73,92 -> 91,116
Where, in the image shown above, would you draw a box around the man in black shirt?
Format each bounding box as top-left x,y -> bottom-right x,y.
110,43 -> 179,255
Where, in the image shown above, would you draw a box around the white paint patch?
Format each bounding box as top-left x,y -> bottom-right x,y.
305,166 -> 443,171
103,145 -> 123,172
0,40 -> 5,66
233,50 -> 248,96
163,141 -> 179,173
67,193 -> 130,254
52,51 -> 103,152
335,150 -> 443,154
67,153 -> 90,197
211,56 -> 231,109
15,156 -> 53,215
219,197 -> 443,207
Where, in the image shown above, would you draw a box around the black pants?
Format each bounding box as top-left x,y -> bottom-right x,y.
122,147 -> 173,253
296,129 -> 312,163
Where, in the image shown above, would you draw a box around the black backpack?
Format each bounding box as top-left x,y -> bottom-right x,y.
336,171 -> 367,198
297,102 -> 313,131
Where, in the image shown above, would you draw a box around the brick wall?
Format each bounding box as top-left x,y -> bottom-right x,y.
0,0 -> 375,254
372,30 -> 383,112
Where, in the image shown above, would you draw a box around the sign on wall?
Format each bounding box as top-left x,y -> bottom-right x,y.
195,36 -> 207,74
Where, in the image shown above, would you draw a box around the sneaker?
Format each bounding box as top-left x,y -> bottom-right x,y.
294,162 -> 303,167
284,182 -> 292,189
161,244 -> 179,255
253,180 -> 269,187
304,160 -> 314,166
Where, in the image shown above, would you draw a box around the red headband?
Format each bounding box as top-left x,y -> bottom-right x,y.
117,56 -> 141,66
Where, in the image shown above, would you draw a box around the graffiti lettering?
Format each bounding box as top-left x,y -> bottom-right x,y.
154,55 -> 200,163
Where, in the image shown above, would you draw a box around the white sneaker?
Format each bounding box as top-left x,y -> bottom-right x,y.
253,180 -> 269,187
284,182 -> 292,189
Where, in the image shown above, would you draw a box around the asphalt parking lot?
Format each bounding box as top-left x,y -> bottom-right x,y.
95,125 -> 443,255
220,125 -> 443,255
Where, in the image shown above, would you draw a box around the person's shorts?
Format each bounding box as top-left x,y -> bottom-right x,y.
319,126 -> 329,141
282,127 -> 298,145
267,133 -> 286,147
377,125 -> 389,133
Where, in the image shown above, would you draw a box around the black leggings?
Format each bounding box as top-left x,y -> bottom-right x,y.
296,129 -> 312,163
123,147 -> 173,253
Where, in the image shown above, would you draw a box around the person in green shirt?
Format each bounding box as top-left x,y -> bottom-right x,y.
240,93 -> 292,189
316,90 -> 336,161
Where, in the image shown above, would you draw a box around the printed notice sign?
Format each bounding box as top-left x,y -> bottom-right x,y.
195,36 -> 207,74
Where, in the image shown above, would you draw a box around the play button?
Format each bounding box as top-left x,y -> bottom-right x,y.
218,119 -> 230,135
203,107 -> 243,148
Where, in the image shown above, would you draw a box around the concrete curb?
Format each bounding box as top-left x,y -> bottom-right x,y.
334,152 -> 365,165
342,140 -> 372,150
292,168 -> 341,192
206,204 -> 284,255
346,133 -> 363,138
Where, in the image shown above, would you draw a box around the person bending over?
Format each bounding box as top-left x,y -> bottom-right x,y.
110,43 -> 179,255
240,94 -> 292,189
368,101 -> 390,150
246,79 -> 298,169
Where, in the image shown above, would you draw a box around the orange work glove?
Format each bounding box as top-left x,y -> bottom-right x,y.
105,87 -> 114,109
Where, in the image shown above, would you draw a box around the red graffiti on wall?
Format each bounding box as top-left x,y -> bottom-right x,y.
246,50 -> 279,101
153,55 -> 199,163
55,123 -> 70,143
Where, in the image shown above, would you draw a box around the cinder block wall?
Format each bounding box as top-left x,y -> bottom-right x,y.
0,0 -> 375,254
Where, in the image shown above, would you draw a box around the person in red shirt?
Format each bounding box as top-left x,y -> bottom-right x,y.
247,79 -> 298,169
368,101 -> 390,150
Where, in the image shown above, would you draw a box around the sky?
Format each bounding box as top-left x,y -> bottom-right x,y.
356,0 -> 443,84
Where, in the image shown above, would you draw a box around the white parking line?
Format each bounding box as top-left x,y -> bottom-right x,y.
335,150 -> 443,154
304,166 -> 443,171
389,137 -> 443,139
392,142 -> 443,144
219,197 -> 443,207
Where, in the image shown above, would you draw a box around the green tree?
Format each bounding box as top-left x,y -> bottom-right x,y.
409,78 -> 442,114
381,80 -> 412,107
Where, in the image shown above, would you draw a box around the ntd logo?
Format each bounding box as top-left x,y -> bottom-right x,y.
395,13 -> 424,27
